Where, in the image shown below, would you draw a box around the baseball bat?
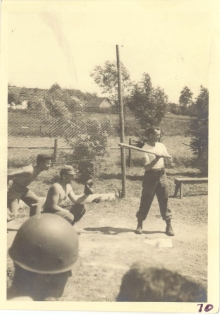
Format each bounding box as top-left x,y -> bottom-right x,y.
118,143 -> 171,159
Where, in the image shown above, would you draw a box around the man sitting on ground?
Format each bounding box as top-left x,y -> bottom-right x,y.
7,154 -> 52,219
43,165 -> 93,225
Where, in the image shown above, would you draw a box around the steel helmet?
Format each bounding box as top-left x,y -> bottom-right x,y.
8,214 -> 79,274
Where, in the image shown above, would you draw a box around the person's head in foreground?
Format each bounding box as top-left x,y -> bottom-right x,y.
7,213 -> 79,301
117,262 -> 207,302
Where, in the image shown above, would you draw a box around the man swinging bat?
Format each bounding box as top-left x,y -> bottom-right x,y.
43,165 -> 93,225
134,126 -> 174,236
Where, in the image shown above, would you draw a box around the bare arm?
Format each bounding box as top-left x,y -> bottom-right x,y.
68,189 -> 88,205
46,185 -> 70,213
7,169 -> 32,182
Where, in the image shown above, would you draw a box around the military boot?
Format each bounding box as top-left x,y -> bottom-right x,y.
135,219 -> 143,234
166,219 -> 174,236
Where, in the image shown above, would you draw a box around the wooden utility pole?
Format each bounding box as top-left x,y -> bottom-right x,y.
116,45 -> 126,198
128,138 -> 132,167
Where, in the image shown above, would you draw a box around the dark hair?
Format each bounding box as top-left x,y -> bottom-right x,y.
146,126 -> 160,137
117,262 -> 207,302
36,154 -> 52,166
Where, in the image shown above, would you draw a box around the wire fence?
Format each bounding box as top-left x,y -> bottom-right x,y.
8,86 -> 141,181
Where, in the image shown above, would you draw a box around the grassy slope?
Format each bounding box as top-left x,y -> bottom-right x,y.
8,110 -> 190,138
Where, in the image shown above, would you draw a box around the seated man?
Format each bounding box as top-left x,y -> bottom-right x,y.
43,165 -> 93,225
7,213 -> 79,301
7,154 -> 52,219
116,262 -> 207,302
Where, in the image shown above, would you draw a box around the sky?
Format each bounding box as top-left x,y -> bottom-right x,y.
7,1 -> 213,103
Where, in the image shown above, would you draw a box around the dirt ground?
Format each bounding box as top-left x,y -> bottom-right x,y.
7,191 -> 207,301
7,134 -> 208,301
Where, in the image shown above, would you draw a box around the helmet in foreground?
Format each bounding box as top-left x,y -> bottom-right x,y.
9,214 -> 79,274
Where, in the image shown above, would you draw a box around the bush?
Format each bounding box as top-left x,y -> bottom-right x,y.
189,86 -> 208,176
68,119 -> 108,182
196,149 -> 208,175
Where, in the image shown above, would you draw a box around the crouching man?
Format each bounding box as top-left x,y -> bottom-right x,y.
7,154 -> 52,219
7,214 -> 79,301
43,165 -> 93,225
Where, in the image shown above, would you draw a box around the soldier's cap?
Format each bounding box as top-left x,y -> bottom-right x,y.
60,165 -> 76,176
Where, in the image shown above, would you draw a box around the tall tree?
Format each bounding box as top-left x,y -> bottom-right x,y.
90,60 -> 132,106
126,73 -> 168,138
44,84 -> 85,138
179,86 -> 193,107
190,86 -> 208,175
8,92 -> 20,105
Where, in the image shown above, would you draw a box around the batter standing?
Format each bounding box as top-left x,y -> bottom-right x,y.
135,126 -> 174,236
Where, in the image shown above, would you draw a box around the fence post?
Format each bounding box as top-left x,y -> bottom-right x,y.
54,139 -> 59,163
128,138 -> 132,167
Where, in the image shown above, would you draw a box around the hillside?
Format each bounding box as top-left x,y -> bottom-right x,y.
8,108 -> 190,138
8,85 -> 99,104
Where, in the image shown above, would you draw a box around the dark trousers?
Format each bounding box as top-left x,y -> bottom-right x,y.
136,169 -> 172,222
7,182 -> 42,217
43,204 -> 86,225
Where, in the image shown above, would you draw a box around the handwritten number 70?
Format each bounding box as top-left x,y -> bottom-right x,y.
197,304 -> 214,312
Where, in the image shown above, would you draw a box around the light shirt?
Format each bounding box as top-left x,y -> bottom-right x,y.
143,142 -> 170,170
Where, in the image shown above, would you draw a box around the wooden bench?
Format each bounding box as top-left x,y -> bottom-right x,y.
173,177 -> 208,199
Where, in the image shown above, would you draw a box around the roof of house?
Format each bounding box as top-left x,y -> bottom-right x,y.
85,97 -> 111,108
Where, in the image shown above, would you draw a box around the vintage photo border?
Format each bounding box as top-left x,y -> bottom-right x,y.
0,0 -> 219,312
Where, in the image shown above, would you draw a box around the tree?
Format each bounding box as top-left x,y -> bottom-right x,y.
190,86 -> 208,175
8,92 -> 20,105
126,73 -> 168,138
48,83 -> 84,115
44,84 -> 86,139
28,98 -> 50,115
90,60 -> 132,107
179,86 -> 193,107
167,102 -> 182,115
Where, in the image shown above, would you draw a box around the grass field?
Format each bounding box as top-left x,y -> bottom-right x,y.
8,110 -> 191,140
7,132 -> 208,301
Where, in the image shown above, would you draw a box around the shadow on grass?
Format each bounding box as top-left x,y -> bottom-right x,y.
84,226 -> 165,235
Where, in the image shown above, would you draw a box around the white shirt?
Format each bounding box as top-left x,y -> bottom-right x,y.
143,142 -> 170,170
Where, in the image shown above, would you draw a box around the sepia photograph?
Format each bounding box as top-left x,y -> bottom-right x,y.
1,0 -> 219,312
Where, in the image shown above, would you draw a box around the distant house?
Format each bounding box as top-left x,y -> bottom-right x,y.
8,100 -> 28,110
85,97 -> 112,112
